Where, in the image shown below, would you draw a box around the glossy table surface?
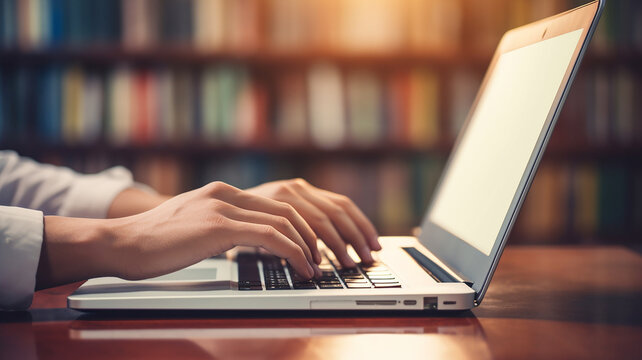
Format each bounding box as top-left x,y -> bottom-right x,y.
1,246 -> 641,360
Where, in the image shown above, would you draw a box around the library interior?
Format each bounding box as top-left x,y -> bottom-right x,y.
1,1 -> 642,360
0,0 -> 640,246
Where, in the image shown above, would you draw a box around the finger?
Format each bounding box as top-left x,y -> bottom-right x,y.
220,203 -> 316,267
291,182 -> 374,263
276,189 -> 357,267
229,220 -> 314,278
218,190 -> 321,265
266,185 -> 329,264
321,190 -> 381,251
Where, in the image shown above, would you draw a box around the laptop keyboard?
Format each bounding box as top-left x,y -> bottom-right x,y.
238,252 -> 401,290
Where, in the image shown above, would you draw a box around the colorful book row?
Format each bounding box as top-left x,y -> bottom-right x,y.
0,64 -> 448,148
2,64 -> 641,149
516,162 -> 642,241
2,0 -> 638,53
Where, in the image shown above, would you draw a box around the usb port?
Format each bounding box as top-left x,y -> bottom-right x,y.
423,297 -> 438,310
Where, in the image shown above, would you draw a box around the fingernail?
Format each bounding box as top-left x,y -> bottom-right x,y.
307,264 -> 315,278
345,257 -> 357,268
314,252 -> 322,265
372,237 -> 382,251
365,252 -> 374,263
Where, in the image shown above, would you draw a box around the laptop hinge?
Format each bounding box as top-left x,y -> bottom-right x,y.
402,247 -> 473,287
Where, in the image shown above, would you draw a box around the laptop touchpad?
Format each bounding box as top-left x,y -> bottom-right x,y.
146,268 -> 217,282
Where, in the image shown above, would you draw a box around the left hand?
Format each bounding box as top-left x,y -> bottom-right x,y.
246,178 -> 380,267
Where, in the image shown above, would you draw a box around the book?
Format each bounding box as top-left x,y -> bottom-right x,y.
307,64 -> 346,149
200,66 -> 220,141
0,0 -> 17,47
193,0 -> 225,50
377,159 -> 413,235
107,66 -> 133,144
235,74 -> 266,145
449,69 -> 481,139
345,70 -> 384,147
0,70 -> 3,140
132,70 -> 156,144
173,68 -> 195,141
408,0 -> 462,52
386,70 -> 411,145
122,0 -> 157,49
597,164 -> 629,236
573,164 -> 598,237
81,71 -> 103,144
338,0 -> 404,52
61,66 -> 83,143
275,71 -> 308,145
215,66 -> 241,142
407,68 -> 439,148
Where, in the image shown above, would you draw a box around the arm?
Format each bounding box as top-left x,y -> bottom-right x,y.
35,187 -> 173,290
107,188 -> 171,218
36,182 -> 321,290
36,179 -> 382,291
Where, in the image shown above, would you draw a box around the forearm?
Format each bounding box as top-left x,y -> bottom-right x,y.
35,216 -> 118,290
107,188 -> 171,218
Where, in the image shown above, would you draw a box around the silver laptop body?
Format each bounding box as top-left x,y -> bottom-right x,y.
68,1 -> 604,312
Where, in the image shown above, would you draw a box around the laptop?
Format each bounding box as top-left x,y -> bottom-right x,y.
68,1 -> 604,311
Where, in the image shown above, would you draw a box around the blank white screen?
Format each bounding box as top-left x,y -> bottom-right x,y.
429,29 -> 583,255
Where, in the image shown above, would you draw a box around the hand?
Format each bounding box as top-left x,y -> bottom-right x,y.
37,182 -> 319,289
246,178 -> 380,267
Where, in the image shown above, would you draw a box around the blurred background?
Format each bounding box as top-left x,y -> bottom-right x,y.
0,0 -> 640,245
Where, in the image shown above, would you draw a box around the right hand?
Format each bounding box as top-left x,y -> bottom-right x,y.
108,181 -> 320,281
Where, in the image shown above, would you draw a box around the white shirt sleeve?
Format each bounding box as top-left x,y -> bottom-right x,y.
0,150 -> 144,310
0,206 -> 44,310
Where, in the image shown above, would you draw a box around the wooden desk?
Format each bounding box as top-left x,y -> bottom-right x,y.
1,246 -> 641,360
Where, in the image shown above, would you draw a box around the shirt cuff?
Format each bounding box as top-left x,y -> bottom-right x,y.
57,166 -> 145,219
0,207 -> 44,310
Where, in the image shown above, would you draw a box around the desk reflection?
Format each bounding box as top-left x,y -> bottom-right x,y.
7,313 -> 492,360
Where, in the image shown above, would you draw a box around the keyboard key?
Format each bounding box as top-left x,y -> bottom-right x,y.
318,283 -> 344,289
373,283 -> 401,288
369,279 -> 399,284
346,283 -> 372,289
318,279 -> 342,284
343,278 -> 368,284
341,274 -> 365,280
366,270 -> 392,275
360,264 -> 386,271
239,280 -> 263,290
266,284 -> 292,290
338,268 -> 360,275
370,276 -> 397,282
293,281 -> 317,289
238,253 -> 262,287
368,274 -> 394,279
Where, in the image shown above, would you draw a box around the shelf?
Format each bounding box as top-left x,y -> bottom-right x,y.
4,142 -> 453,159
0,46 -> 490,68
0,46 -> 492,67
1,47 -> 639,68
6,142 -> 641,161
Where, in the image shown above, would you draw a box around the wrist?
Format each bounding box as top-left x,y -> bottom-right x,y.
37,216 -> 121,289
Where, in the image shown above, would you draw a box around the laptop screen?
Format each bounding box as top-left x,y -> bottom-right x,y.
428,29 -> 584,256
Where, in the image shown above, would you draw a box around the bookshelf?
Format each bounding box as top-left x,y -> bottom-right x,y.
1,0 -> 641,243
